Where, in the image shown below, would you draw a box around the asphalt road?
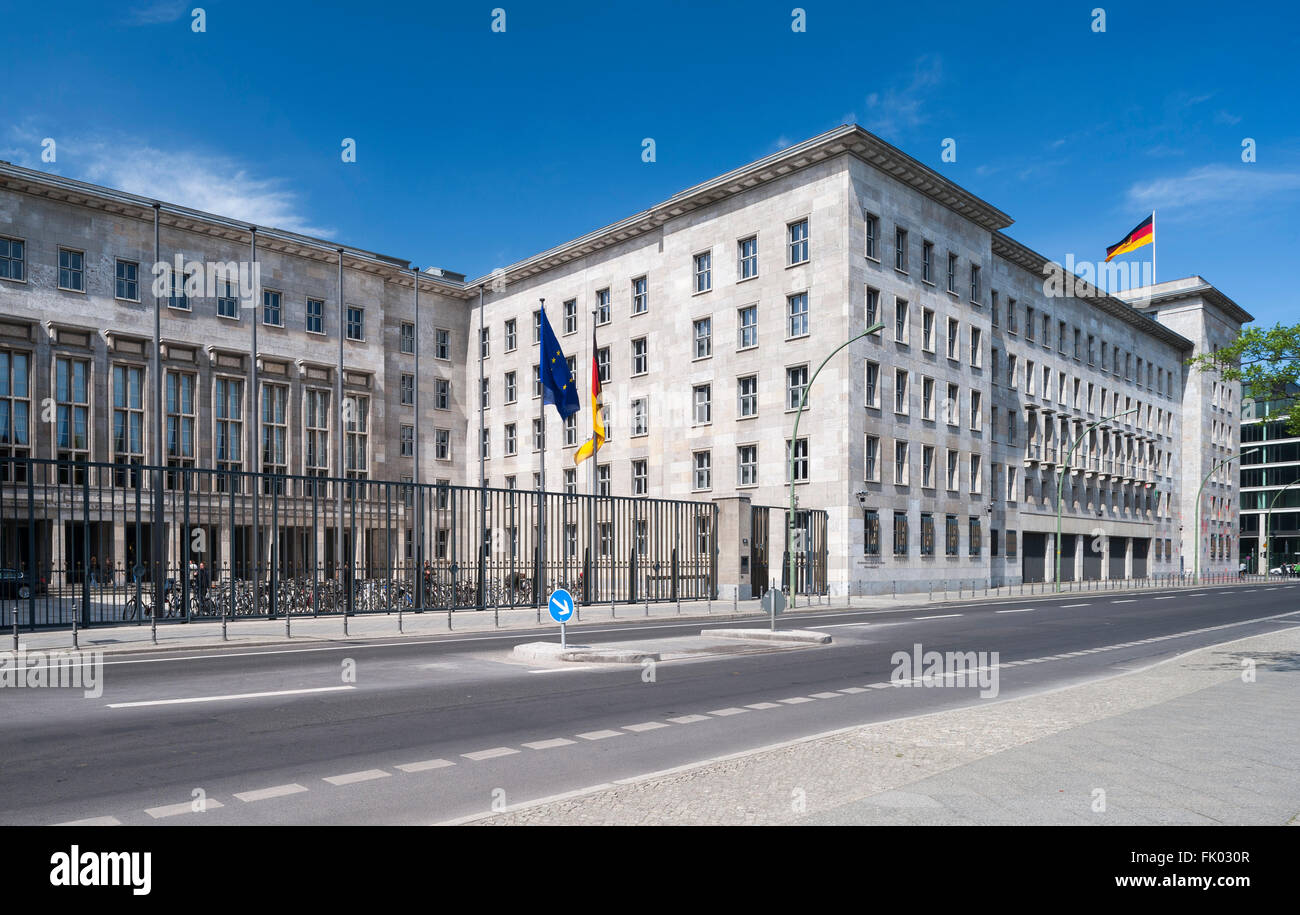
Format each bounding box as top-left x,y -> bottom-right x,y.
2,582 -> 1297,825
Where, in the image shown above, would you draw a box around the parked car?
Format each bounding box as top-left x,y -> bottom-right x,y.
0,568 -> 48,600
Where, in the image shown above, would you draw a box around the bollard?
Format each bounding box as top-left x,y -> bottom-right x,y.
447,609 -> 452,630
494,608 -> 499,628
645,596 -> 649,617
676,596 -> 680,615
611,600 -> 616,620
71,602 -> 78,649
399,608 -> 404,635
12,604 -> 17,652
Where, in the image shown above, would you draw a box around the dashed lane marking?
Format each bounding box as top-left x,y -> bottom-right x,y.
577,729 -> 624,741
462,747 -> 519,761
708,707 -> 748,717
234,783 -> 308,803
522,738 -> 576,750
396,759 -> 455,773
622,722 -> 669,733
324,769 -> 390,786
55,816 -> 121,826
146,799 -> 226,819
667,714 -> 710,724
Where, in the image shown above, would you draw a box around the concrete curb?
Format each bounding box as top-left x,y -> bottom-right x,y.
703,628 -> 832,645
512,641 -> 660,664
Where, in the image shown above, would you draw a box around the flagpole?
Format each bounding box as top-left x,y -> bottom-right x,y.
537,298 -> 546,610
1151,209 -> 1157,286
588,310 -> 597,607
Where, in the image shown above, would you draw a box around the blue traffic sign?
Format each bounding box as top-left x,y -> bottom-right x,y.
548,588 -> 575,623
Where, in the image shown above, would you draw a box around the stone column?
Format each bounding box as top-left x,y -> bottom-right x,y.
711,495 -> 752,601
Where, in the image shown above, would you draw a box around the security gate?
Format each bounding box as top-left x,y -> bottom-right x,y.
1132,538 -> 1149,577
1022,532 -> 1048,583
750,506 -> 770,595
1109,536 -> 1129,579
1083,535 -> 1103,580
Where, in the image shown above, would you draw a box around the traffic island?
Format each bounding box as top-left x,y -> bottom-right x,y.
703,628 -> 832,645
512,642 -> 661,664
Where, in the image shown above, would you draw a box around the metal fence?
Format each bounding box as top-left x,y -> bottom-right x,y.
0,458 -> 717,629
748,506 -> 828,597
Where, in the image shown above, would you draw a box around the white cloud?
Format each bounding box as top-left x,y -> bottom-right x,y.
863,55 -> 943,138
1127,164 -> 1300,213
127,1 -> 189,25
3,127 -> 331,237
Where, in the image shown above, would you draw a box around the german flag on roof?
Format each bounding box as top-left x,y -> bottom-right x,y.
1105,214 -> 1154,262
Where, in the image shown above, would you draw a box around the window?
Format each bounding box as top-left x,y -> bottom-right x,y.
1007,298 -> 1018,333
300,298 -> 323,335
922,444 -> 935,488
1025,306 -> 1035,341
435,428 -> 450,461
632,276 -> 648,314
922,241 -> 934,283
894,441 -> 909,485
564,469 -> 577,494
865,361 -> 880,408
866,286 -> 880,331
968,518 -> 983,557
894,228 -> 908,272
970,390 -> 982,431
893,511 -> 909,556
435,328 -> 450,360
400,424 -> 414,457
946,253 -> 957,294
0,350 -> 31,471
1058,320 -> 1068,354
970,326 -> 982,367
0,237 -> 25,281
864,435 -> 879,482
631,398 -> 648,436
597,464 -> 611,497
864,510 -> 881,557
480,376 -> 489,410
216,282 -> 238,319
895,298 -> 909,343
303,388 -> 327,479
969,264 -> 981,302
945,515 -> 960,557
479,326 -> 490,359
693,451 -> 712,490
505,318 -> 517,351
400,373 -> 415,406
786,438 -> 808,482
1007,466 -> 1018,502
787,292 -> 809,337
738,444 -> 758,486
921,514 -> 935,556
531,418 -> 545,451
946,318 -> 959,359
693,384 -> 712,424
738,304 -> 758,348
694,251 -> 712,293
505,371 -> 517,404
694,317 -> 712,358
434,378 -> 450,410
894,369 -> 908,415
738,375 -> 758,418
1006,530 -> 1018,558
1007,353 -> 1017,388
596,288 -> 611,324
563,299 -> 577,334
633,459 -> 647,495
533,310 -> 542,343
344,395 -> 368,478
991,290 -> 999,326
58,248 -> 84,292
166,267 -> 192,310
111,364 -> 144,477
480,427 -> 490,460
56,357 -> 90,470
739,235 -> 758,279
564,413 -> 577,446
597,347 -> 610,383
865,213 -> 879,259
788,365 -> 809,410
263,289 -> 283,326
787,219 -> 809,265
945,383 -> 958,425
1073,327 -> 1081,360
969,454 -> 982,494
922,376 -> 935,420
164,372 -> 196,472
632,337 -> 648,375
115,259 -> 139,301
922,309 -> 935,352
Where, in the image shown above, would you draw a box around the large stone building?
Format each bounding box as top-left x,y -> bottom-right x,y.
0,124 -> 1252,597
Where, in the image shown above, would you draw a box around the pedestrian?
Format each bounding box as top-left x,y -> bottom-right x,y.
88,555 -> 99,589
197,561 -> 210,605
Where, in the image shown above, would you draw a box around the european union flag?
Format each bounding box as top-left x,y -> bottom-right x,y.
538,307 -> 580,419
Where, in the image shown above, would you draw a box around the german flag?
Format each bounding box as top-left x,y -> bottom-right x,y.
1105,214 -> 1154,262
574,326 -> 605,465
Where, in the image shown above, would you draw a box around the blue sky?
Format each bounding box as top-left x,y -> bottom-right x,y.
4,0 -> 1297,325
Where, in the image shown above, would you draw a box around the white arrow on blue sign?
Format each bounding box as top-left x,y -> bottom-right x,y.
548,588 -> 575,623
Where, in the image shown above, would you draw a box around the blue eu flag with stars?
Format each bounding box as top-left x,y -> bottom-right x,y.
539,307 -> 580,419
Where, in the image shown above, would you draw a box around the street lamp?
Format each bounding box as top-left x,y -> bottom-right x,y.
1193,448 -> 1258,581
1055,407 -> 1139,592
787,322 -> 886,606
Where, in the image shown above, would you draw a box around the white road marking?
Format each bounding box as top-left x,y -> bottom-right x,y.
462,747 -> 519,761
913,614 -> 962,620
837,687 -> 868,694
522,738 -> 577,750
1154,596 -> 1175,600
810,691 -> 841,699
667,714 -> 711,724
622,722 -> 669,733
235,783 -> 308,803
396,758 -> 455,773
576,729 -> 623,741
55,816 -> 121,826
146,799 -> 225,819
708,707 -> 748,717
745,701 -> 781,709
324,769 -> 390,786
996,608 -> 1036,614
1062,604 -> 1090,608
107,685 -> 354,708
779,696 -> 815,704
1112,599 -> 1137,604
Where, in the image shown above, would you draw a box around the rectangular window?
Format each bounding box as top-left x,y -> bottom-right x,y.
564,413 -> 577,446
597,464 -> 611,497
216,378 -> 246,482
738,304 -> 758,348
632,459 -> 647,495
970,390 -> 982,431
631,398 -> 648,436
110,363 -> 144,475
693,384 -> 712,424
632,337 -> 648,375
947,317 -> 959,359
165,371 -> 196,474
893,511 -> 909,556
788,219 -> 809,265
115,259 -> 139,301
921,513 -> 935,556
922,309 -> 935,352
693,450 -> 712,490
563,299 -> 577,334
865,213 -> 879,259
58,248 -> 84,292
969,264 -> 981,302
865,361 -> 880,408
480,376 -> 489,410
0,350 -> 31,472
302,387 -> 327,479
0,237 -> 25,282
435,428 -> 450,461
738,444 -> 758,486
787,292 -> 809,337
946,515 -> 960,557
505,371 -> 517,404
866,287 -> 880,330
216,281 -> 238,319
344,395 -> 369,479
480,326 -> 490,359
564,469 -> 577,494
922,376 -> 935,420
894,441 -> 909,485
694,317 -> 713,358
945,383 -> 959,426
738,375 -> 758,418
263,289 -> 283,326
596,288 -> 611,325
970,326 -> 982,367
632,276 -> 648,314
922,241 -> 934,283
947,449 -> 959,491
400,424 -> 414,457
435,328 -> 450,360
894,369 -> 908,415
1007,298 -> 1018,334
693,252 -> 712,293
894,228 -> 908,272
261,383 -> 289,486
597,346 -> 611,383
864,435 -> 879,482
922,444 -> 935,488
1026,306 -> 1035,341
969,454 -> 982,494
864,510 -> 881,557
895,298 -> 909,343
505,318 -> 517,351
434,378 -> 450,410
739,235 -> 758,279
400,373 -> 415,406
533,310 -> 542,343
786,438 -> 808,483
788,365 -> 809,411
56,357 -> 90,471
308,299 -> 325,335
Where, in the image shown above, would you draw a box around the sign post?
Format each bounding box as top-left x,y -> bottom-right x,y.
760,587 -> 786,632
549,588 -> 575,649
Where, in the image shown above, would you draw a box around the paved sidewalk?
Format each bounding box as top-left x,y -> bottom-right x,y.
1,577 -> 1271,656
465,625 -> 1300,825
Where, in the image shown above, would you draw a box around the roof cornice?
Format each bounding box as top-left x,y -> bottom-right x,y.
1126,281 -> 1254,325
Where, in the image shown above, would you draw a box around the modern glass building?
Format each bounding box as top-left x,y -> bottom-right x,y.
1240,384 -> 1300,572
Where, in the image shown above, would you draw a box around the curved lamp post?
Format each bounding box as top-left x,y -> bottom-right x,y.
1055,407 -> 1138,592
1193,448 -> 1258,582
1262,477 -> 1300,574
787,322 -> 885,607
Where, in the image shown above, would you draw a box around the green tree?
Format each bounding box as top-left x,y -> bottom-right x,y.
1189,323 -> 1300,433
